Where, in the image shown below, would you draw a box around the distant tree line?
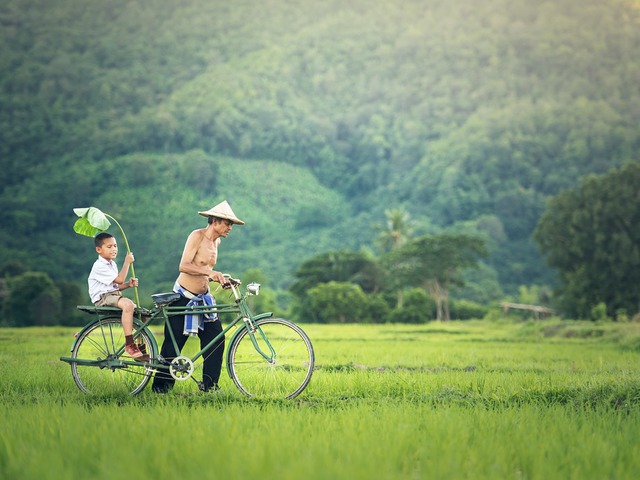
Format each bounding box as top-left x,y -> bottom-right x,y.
4,160 -> 640,326
0,261 -> 85,327
1,216 -> 490,326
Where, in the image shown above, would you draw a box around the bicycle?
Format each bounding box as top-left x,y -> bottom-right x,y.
60,275 -> 315,399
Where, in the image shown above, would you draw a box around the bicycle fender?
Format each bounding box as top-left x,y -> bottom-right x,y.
224,312 -> 273,376
136,318 -> 159,356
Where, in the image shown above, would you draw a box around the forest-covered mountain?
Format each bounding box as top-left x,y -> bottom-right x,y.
1,0 -> 639,303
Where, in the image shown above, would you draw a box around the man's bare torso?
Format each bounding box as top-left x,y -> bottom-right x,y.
177,228 -> 219,294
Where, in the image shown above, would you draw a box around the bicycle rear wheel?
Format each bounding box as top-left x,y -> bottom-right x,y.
71,318 -> 155,395
227,318 -> 314,399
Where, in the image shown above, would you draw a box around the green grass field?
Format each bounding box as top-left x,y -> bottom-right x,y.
2,320 -> 640,479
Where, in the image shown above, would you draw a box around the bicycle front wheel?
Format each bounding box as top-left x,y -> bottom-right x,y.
227,318 -> 314,399
71,318 -> 155,395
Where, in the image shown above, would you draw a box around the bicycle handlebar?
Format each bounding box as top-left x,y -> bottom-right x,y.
222,273 -> 241,286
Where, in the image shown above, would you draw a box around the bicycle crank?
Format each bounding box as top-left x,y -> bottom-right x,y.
169,355 -> 195,381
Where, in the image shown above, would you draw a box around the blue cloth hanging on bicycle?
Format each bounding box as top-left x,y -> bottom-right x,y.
173,281 -> 219,336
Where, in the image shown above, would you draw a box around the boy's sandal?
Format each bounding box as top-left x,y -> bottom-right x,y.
125,343 -> 149,362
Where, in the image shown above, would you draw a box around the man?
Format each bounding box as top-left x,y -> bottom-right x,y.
152,200 -> 244,393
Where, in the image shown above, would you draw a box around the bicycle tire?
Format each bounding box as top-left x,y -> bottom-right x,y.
70,317 -> 156,395
227,317 -> 314,399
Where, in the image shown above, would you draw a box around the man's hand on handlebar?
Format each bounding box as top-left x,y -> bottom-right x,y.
208,272 -> 241,289
208,270 -> 229,286
222,274 -> 241,289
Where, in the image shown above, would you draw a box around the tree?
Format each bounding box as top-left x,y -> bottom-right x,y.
57,281 -> 86,326
375,208 -> 414,253
385,233 -> 487,321
534,163 -> 640,318
374,208 -> 415,308
3,272 -> 61,326
0,260 -> 28,277
289,250 -> 385,323
290,250 -> 384,298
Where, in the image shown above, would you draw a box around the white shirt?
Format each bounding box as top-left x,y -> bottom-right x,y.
88,256 -> 120,303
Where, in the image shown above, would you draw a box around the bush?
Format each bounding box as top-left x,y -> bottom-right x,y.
306,281 -> 368,323
392,288 -> 435,323
361,293 -> 391,323
3,272 -> 61,326
450,299 -> 489,320
590,302 -> 610,322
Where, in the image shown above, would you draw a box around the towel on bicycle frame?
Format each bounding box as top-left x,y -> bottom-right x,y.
173,281 -> 219,336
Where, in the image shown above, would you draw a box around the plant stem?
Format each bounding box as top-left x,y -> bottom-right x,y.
105,214 -> 141,310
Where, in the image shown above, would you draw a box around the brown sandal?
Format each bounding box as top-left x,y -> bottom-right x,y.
125,344 -> 150,362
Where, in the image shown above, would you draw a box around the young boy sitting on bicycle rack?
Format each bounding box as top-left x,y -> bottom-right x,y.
87,232 -> 149,362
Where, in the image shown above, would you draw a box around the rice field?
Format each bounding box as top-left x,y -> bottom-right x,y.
1,319 -> 639,479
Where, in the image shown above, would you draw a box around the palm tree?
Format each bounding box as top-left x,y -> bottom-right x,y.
375,208 -> 414,253
375,208 -> 414,308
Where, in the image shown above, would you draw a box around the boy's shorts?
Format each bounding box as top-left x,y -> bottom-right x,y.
95,291 -> 122,307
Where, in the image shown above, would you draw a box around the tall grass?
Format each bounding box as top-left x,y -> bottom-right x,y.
1,320 -> 639,479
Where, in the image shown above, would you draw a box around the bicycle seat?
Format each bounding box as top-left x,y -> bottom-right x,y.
151,292 -> 182,306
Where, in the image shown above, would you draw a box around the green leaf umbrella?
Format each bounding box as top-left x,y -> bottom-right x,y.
73,207 -> 141,310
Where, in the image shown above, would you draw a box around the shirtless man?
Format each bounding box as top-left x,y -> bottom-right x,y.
152,200 -> 244,393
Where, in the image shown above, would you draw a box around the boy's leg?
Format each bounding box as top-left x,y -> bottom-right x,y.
118,297 -> 147,359
118,297 -> 135,337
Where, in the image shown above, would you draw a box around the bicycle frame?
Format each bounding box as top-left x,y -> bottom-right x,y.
61,281 -> 276,375
61,277 -> 315,399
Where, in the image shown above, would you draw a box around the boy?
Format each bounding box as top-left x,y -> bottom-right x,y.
88,232 -> 148,362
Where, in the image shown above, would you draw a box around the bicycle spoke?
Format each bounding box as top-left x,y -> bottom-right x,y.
71,318 -> 155,395
227,318 -> 314,399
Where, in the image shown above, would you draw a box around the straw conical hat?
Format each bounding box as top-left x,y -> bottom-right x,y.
198,200 -> 244,225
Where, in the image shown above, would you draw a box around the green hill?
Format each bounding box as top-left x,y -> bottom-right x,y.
1,0 -> 639,303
